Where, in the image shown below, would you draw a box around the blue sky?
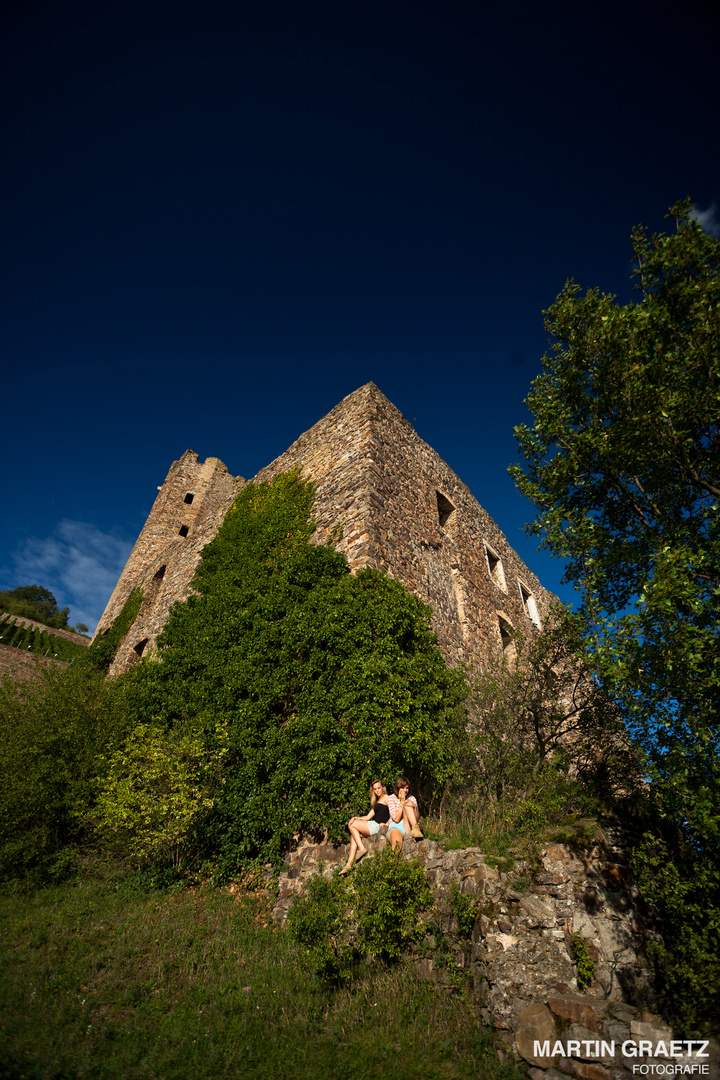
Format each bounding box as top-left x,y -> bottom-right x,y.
2,0 -> 719,632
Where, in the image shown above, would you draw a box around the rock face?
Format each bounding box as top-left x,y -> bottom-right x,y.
94,382 -> 557,674
269,831 -> 718,1080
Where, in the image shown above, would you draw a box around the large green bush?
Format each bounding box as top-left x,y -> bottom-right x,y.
0,587 -> 145,884
0,661 -> 131,884
89,719 -> 228,870
125,470 -> 468,873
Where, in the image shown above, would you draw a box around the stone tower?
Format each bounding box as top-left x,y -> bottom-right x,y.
96,383 -> 555,675
94,451 -> 244,674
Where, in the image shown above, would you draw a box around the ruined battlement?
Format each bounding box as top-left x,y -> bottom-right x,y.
96,383 -> 556,675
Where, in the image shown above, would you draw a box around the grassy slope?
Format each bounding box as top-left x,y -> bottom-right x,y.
0,866 -> 522,1080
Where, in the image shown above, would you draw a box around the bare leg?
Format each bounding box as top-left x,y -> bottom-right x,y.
402,803 -> 423,837
341,818 -> 371,872
388,827 -> 404,853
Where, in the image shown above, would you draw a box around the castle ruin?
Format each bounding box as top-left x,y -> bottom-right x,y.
95,383 -> 556,675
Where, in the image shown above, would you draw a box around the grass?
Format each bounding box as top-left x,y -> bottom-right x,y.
0,862 -> 525,1080
423,793 -> 606,864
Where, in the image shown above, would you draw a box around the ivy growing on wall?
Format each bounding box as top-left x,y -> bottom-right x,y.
86,588 -> 143,671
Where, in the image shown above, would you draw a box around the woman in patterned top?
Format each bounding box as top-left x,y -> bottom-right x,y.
387,776 -> 423,850
340,779 -> 390,874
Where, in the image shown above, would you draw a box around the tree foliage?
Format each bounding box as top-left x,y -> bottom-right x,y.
89,720 -> 228,869
126,471 -> 468,873
470,606 -> 636,815
0,584 -> 71,630
511,200 -> 720,1033
511,200 -> 719,770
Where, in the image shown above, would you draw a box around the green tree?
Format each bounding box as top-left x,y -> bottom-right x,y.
0,585 -> 71,629
126,471 -> 468,873
511,199 -> 720,1033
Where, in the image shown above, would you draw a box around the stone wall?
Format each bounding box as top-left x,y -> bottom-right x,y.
270,832 -> 718,1079
254,382 -> 557,668
95,452 -> 244,676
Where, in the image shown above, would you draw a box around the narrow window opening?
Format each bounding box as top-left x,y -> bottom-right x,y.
436,491 -> 456,527
485,544 -> 507,591
519,581 -> 541,628
153,564 -> 166,581
178,525 -> 189,537
498,616 -> 516,663
133,638 -> 149,657
184,492 -> 195,504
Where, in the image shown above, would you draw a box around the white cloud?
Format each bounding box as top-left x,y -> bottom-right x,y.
9,521 -> 133,634
690,202 -> 720,238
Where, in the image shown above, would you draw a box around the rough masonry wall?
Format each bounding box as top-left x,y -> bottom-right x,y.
253,383 -> 556,669
96,451 -> 243,675
96,383 -> 555,675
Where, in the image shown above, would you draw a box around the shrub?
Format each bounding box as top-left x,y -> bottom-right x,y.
571,932 -> 596,991
0,661 -> 131,884
89,719 -> 228,869
286,871 -> 358,983
288,849 -> 434,976
448,882 -> 478,939
354,847 -> 433,963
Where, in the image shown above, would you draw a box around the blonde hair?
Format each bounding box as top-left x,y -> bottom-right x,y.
369,780 -> 386,808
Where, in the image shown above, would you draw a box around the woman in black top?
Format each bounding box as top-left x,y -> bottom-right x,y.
340,780 -> 390,874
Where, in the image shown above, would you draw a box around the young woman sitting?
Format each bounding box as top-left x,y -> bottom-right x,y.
340,779 -> 390,873
387,776 -> 423,851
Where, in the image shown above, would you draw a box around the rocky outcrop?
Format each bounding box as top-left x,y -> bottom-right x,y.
270,829 -> 718,1079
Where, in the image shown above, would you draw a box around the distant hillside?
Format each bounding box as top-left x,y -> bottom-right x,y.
0,612 -> 90,678
0,585 -> 89,635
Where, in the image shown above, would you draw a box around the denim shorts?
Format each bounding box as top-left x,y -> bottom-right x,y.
368,820 -> 380,836
387,820 -> 406,834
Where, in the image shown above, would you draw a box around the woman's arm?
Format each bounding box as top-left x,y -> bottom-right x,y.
388,795 -> 403,822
